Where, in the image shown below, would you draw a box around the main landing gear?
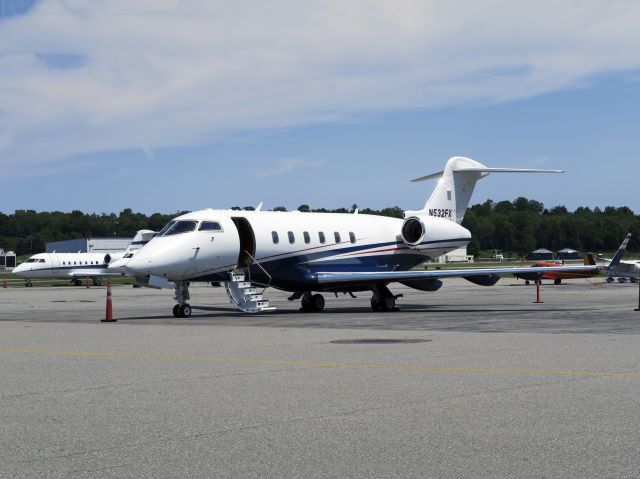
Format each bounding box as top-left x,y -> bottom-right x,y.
300,292 -> 325,312
172,281 -> 192,318
370,283 -> 402,312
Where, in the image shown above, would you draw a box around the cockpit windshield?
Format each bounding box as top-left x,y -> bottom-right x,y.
159,220 -> 198,236
158,221 -> 176,236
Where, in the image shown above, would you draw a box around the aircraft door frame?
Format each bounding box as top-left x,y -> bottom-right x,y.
230,217 -> 256,268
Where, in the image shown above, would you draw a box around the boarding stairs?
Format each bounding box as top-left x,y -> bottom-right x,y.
224,269 -> 276,313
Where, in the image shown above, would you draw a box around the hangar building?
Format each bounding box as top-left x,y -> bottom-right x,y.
46,237 -> 132,254
1,249 -> 16,269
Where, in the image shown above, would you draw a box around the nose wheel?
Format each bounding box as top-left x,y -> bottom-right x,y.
173,303 -> 192,318
172,280 -> 192,318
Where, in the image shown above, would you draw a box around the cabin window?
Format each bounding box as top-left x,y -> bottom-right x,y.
62,261 -> 65,265
334,232 -> 341,243
160,220 -> 197,236
318,232 -> 325,244
199,221 -> 222,231
303,231 -> 310,244
74,261 -> 77,265
349,232 -> 356,243
288,231 -> 295,244
272,231 -> 279,244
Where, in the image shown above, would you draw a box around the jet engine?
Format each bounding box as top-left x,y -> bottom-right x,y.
400,216 -> 427,247
103,252 -> 125,265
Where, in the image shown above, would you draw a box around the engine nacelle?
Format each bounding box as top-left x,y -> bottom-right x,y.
401,279 -> 443,292
104,252 -> 125,265
400,216 -> 427,247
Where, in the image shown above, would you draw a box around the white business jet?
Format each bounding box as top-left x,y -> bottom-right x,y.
13,230 -> 155,286
120,157 -> 600,317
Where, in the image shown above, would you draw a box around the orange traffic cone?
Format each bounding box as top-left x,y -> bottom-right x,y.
101,281 -> 116,322
2,276 -> 7,288
85,277 -> 90,288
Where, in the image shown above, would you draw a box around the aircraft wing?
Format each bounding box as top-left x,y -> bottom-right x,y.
316,265 -> 600,284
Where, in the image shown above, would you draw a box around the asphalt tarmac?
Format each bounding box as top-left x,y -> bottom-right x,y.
1,278 -> 640,478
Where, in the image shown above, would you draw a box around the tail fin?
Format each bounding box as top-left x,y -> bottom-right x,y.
125,229 -> 156,253
406,156 -> 564,224
608,233 -> 632,268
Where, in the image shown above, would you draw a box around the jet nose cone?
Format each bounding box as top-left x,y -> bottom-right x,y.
124,254 -> 151,274
12,264 -> 27,276
108,257 -> 129,270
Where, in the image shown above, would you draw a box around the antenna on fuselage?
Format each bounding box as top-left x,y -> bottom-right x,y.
256,202 -> 263,211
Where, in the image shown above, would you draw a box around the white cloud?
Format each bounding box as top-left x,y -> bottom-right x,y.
1,0 -> 640,176
255,158 -> 324,177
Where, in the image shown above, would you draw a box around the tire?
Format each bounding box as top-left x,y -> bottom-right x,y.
370,297 -> 383,312
554,279 -> 561,285
172,304 -> 180,317
180,304 -> 192,317
525,280 -> 530,286
383,297 -> 396,311
311,294 -> 325,312
301,295 -> 312,312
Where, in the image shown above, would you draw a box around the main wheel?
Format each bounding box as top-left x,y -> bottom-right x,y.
553,279 -> 561,285
371,297 -> 383,312
300,295 -> 311,311
311,294 -> 325,312
179,303 -> 192,317
172,304 -> 180,317
383,297 -> 396,311
525,280 -> 530,286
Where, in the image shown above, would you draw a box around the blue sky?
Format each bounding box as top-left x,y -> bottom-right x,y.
1,1 -> 639,214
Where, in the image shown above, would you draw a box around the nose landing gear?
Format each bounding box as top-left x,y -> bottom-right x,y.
172,281 -> 192,317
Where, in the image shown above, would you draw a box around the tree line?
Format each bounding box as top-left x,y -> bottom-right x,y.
1,198 -> 638,256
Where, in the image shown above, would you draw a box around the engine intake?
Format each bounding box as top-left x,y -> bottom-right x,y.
401,217 -> 426,246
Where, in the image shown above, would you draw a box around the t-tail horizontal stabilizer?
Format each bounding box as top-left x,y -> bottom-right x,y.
408,156 -> 564,224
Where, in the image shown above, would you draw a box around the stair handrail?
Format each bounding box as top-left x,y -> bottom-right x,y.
241,250 -> 272,286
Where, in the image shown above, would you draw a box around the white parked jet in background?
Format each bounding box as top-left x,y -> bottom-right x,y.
13,230 -> 155,286
119,156 -> 600,317
602,234 -> 639,283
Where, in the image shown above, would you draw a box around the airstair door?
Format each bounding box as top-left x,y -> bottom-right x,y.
231,217 -> 256,268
